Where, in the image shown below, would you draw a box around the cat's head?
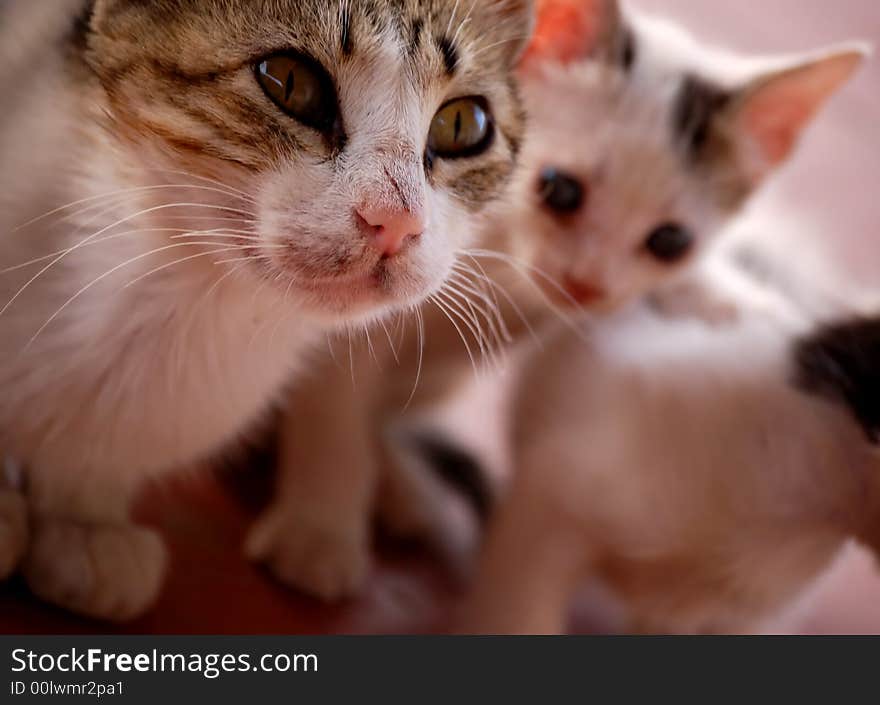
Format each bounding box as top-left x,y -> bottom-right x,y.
505,0 -> 866,311
83,0 -> 533,323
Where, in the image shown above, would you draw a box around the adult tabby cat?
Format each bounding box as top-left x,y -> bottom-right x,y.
0,0 -> 533,620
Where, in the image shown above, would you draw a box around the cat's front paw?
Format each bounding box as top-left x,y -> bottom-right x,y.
0,489 -> 28,580
23,519 -> 167,621
246,505 -> 370,602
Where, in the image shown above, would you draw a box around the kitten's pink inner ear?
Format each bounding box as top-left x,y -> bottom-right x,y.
739,50 -> 865,167
520,0 -> 613,68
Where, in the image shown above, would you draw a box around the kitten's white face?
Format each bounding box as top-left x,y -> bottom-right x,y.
87,0 -> 531,324
509,62 -> 730,311
502,0 -> 865,312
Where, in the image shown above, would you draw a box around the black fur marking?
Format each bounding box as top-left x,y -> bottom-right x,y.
408,432 -> 494,524
795,317 -> 880,443
437,36 -> 459,76
68,0 -> 97,54
341,6 -> 354,56
672,75 -> 731,160
409,19 -> 424,57
620,27 -> 636,73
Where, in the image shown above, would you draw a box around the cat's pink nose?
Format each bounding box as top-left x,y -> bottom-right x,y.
357,204 -> 425,257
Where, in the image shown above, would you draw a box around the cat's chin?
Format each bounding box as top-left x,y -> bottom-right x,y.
287,272 -> 439,325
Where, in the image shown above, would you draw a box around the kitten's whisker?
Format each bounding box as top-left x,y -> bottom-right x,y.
447,271 -> 511,347
1,202 -> 256,319
347,327 -> 357,390
469,34 -> 533,61
403,306 -> 426,411
0,227 -> 226,274
123,245 -> 251,289
438,285 -> 497,367
379,318 -> 400,366
24,243 -> 243,350
140,168 -> 259,204
455,257 -> 539,346
429,294 -> 479,376
440,285 -> 504,371
464,248 -> 590,343
446,0 -> 462,39
363,325 -> 380,371
212,254 -> 276,266
13,184 -> 257,232
451,0 -> 478,48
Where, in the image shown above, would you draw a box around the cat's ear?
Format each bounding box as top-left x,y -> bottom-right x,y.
482,0 -> 537,64
730,44 -> 869,182
520,0 -> 622,69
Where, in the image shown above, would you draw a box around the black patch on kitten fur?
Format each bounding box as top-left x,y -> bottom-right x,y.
408,431 -> 494,525
619,27 -> 637,73
409,19 -> 424,57
68,0 -> 97,54
795,317 -> 880,444
341,5 -> 354,56
672,76 -> 731,160
437,36 -> 459,76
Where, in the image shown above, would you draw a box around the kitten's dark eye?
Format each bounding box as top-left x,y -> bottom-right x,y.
645,223 -> 694,263
538,168 -> 585,214
427,97 -> 494,159
256,54 -> 337,131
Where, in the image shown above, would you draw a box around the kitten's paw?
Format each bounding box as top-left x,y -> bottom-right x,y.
23,519 -> 167,621
0,490 -> 28,580
246,506 -> 370,602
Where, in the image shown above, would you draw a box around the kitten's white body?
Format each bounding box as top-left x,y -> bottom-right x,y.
463,268 -> 880,634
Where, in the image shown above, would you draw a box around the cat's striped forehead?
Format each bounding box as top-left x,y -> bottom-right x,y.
90,0 -> 527,82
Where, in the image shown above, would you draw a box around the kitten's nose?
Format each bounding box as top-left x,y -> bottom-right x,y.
357,204 -> 425,257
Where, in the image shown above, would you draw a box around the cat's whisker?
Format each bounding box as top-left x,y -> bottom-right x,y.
455,256 -> 509,339
347,327 -> 357,390
170,232 -> 266,243
23,243 -> 245,351
403,305 -> 426,411
0,227 -> 226,275
123,245 -> 254,289
441,284 -> 505,371
454,257 -> 536,346
363,324 -> 380,371
468,34 -> 533,61
150,214 -> 259,225
446,270 -> 511,347
439,283 -> 498,367
451,0 -> 479,48
212,253 -> 276,266
189,260 -> 250,325
464,248 -> 591,343
1,203 -> 258,319
139,168 -> 259,204
379,317 -> 401,366
462,265 -> 514,346
445,0 -> 462,39
13,184 -> 257,233
429,293 -> 479,376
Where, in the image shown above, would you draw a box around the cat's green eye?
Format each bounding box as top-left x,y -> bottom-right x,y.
256,54 -> 336,131
428,97 -> 494,159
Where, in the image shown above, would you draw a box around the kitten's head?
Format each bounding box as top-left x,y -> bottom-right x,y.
505,0 -> 866,311
84,0 -> 532,323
